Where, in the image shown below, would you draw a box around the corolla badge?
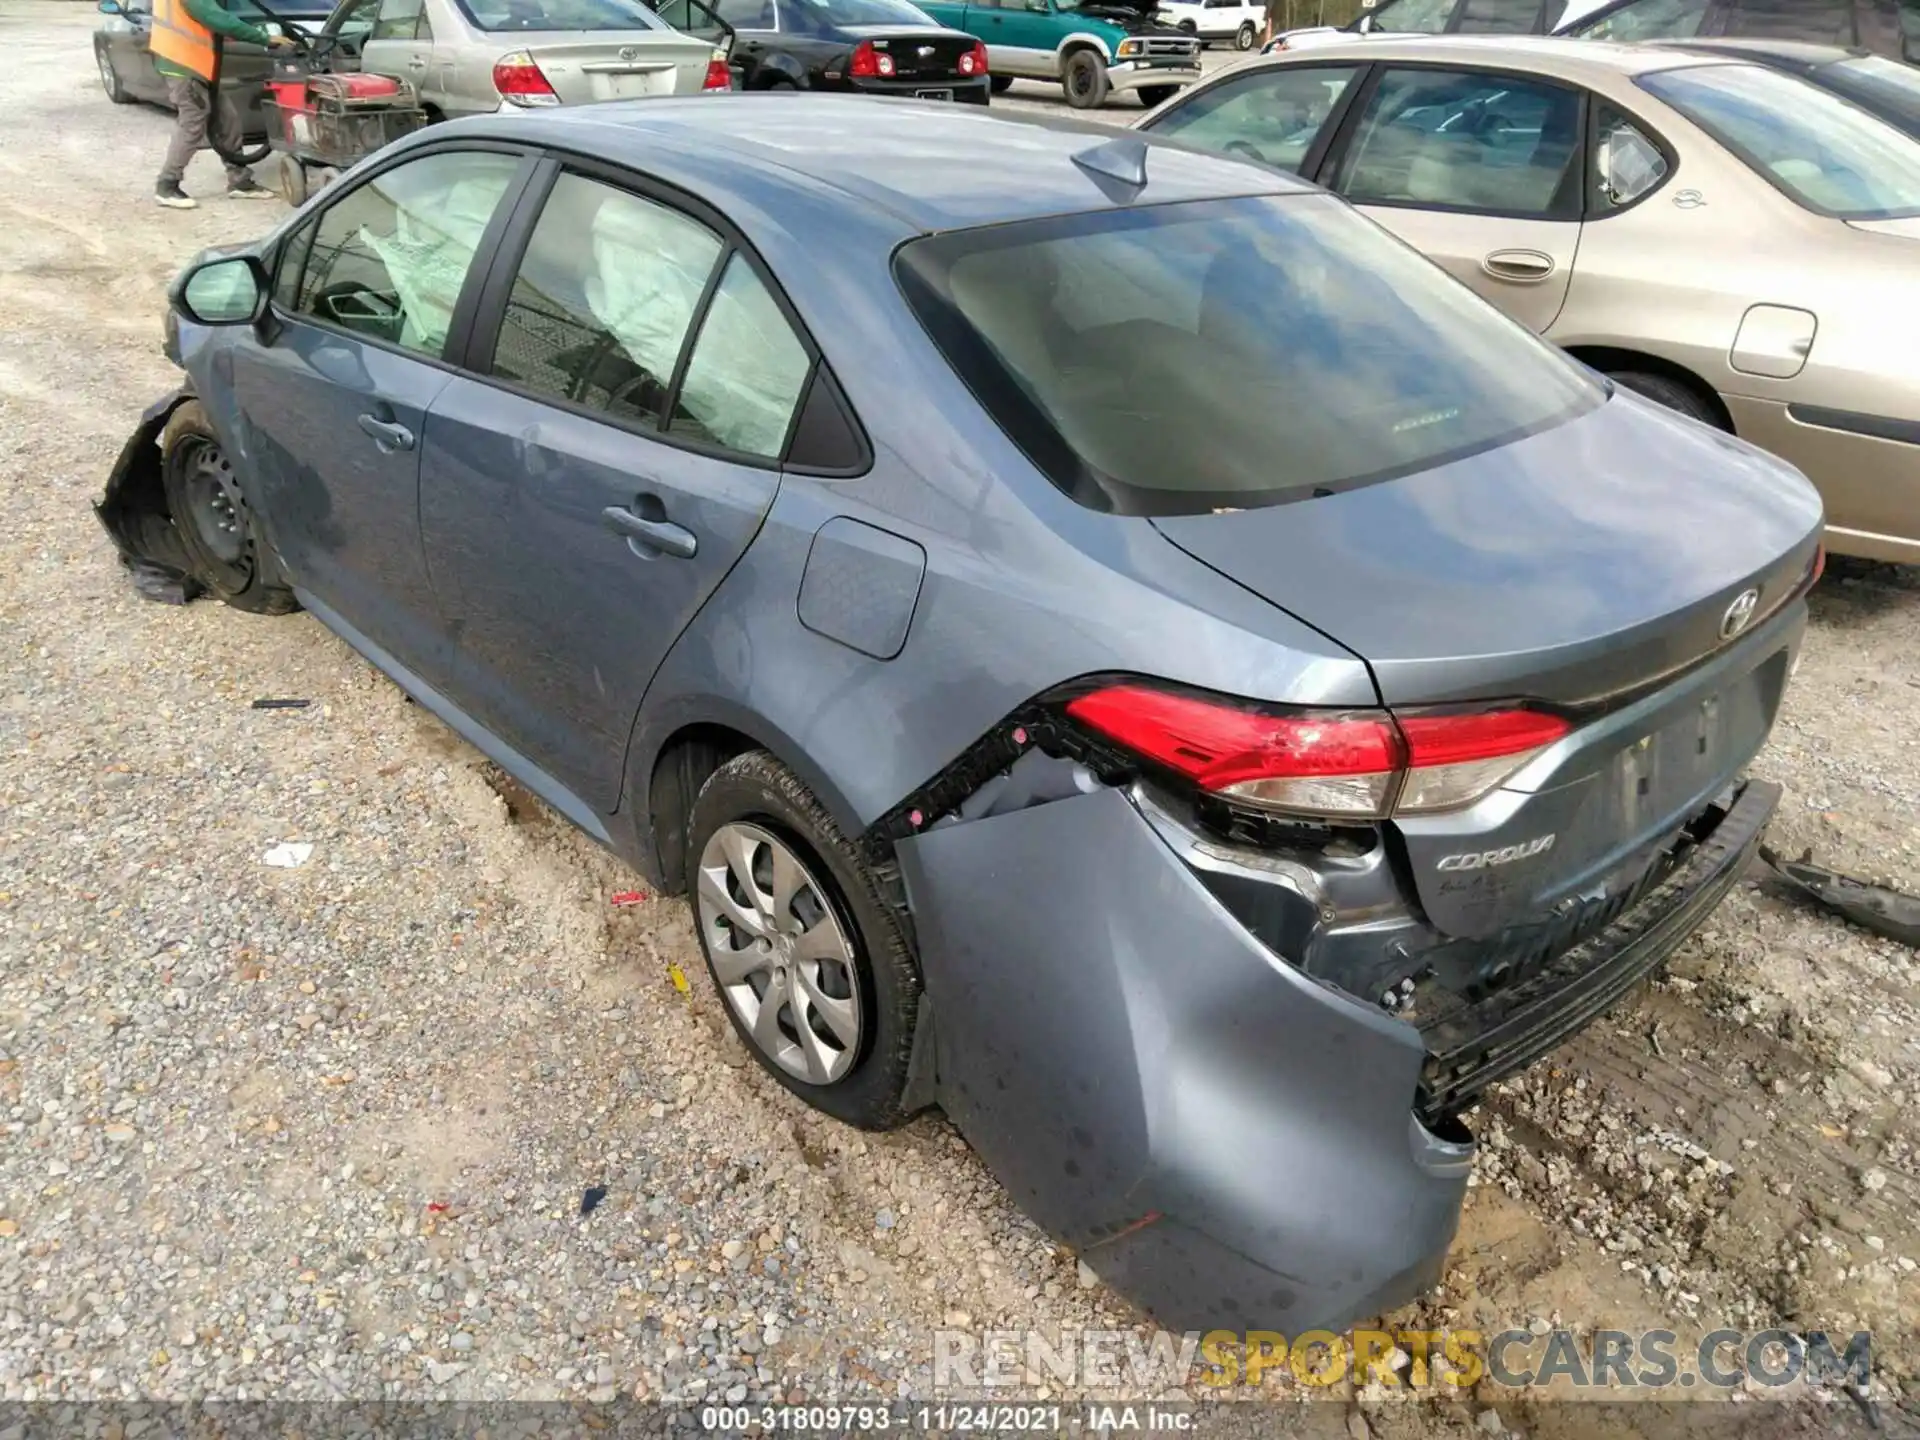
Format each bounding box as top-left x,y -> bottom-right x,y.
1720,587 -> 1761,641
1436,835 -> 1555,872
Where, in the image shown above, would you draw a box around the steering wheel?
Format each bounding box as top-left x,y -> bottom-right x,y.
1224,138 -> 1270,164
606,370 -> 665,417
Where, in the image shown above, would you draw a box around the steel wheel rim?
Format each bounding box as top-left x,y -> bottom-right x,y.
1068,61 -> 1091,98
697,822 -> 862,1086
180,439 -> 249,567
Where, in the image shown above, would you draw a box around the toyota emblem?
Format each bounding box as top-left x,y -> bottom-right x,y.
619,45 -> 640,59
1719,587 -> 1760,641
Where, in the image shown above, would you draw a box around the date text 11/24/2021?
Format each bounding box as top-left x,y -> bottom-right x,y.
697,1404 -> 1191,1431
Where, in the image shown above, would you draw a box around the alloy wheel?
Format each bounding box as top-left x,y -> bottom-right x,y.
98,50 -> 117,95
696,822 -> 863,1085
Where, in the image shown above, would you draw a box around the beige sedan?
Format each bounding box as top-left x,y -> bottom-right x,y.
1137,36 -> 1920,563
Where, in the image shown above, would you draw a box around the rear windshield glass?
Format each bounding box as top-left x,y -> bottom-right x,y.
787,0 -> 935,24
457,0 -> 665,30
894,193 -> 1600,516
1640,63 -> 1920,219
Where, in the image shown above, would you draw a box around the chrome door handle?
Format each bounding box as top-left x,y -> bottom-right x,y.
1482,249 -> 1555,282
356,414 -> 414,452
602,505 -> 698,559
406,56 -> 428,69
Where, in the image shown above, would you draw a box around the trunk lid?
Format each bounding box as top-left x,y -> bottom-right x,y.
840,25 -> 977,77
1846,216 -> 1920,241
518,35 -> 716,102
1150,392 -> 1820,709
1151,391 -> 1822,938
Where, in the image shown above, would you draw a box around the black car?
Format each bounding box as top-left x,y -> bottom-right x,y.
94,0 -> 333,156
1658,36 -> 1920,134
1563,0 -> 1919,65
702,0 -> 991,100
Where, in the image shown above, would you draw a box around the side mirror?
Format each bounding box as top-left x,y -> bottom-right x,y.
173,255 -> 268,326
98,1 -> 126,14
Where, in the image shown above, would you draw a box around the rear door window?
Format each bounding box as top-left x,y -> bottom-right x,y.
1143,66 -> 1362,174
487,171 -> 723,429
894,193 -> 1599,515
1333,67 -> 1583,216
1571,0 -> 1712,38
288,149 -> 522,357
667,256 -> 813,458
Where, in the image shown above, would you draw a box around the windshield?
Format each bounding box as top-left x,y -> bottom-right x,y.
895,194 -> 1600,516
1827,55 -> 1920,123
456,0 -> 666,30
1641,63 -> 1920,219
787,0 -> 934,22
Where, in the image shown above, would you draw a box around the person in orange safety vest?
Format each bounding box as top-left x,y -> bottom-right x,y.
148,0 -> 293,209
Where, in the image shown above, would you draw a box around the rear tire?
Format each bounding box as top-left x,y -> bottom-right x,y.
98,45 -> 131,103
685,751 -> 920,1131
1062,48 -> 1108,109
989,74 -> 1014,93
158,401 -> 298,615
1136,84 -> 1179,108
1607,370 -> 1724,429
1235,19 -> 1257,47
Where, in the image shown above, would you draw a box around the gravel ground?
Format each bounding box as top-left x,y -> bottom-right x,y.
2,6 -> 1916,1435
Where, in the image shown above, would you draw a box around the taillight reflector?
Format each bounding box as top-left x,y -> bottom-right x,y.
493,50 -> 558,106
1064,684 -> 1569,819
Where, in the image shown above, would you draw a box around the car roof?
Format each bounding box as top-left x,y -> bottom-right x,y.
1649,36 -> 1867,66
1252,33 -> 1737,78
498,95 -> 1317,232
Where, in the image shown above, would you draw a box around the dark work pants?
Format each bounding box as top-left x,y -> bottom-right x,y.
158,73 -> 252,188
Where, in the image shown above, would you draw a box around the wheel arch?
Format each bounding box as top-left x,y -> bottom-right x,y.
1056,31 -> 1114,65
631,703 -> 869,896
1562,344 -> 1735,433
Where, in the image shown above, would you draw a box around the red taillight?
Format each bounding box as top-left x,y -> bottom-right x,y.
849,39 -> 894,77
493,50 -> 558,106
702,49 -> 731,90
1064,684 -> 1569,819
959,40 -> 988,75
1808,543 -> 1826,588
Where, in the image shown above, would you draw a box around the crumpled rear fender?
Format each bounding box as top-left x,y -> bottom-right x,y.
895,785 -> 1473,1334
95,388 -> 200,605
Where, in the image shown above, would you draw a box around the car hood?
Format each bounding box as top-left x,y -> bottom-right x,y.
1066,0 -> 1186,29
1149,391 -> 1824,707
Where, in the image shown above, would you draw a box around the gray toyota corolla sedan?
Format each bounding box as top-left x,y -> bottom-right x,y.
98,96 -> 1823,1333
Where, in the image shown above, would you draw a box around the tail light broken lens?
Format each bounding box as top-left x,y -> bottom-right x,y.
1064,684 -> 1569,819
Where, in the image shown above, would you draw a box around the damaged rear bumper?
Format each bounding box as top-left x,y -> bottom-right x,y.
95,388 -> 198,604
895,775 -> 1775,1333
